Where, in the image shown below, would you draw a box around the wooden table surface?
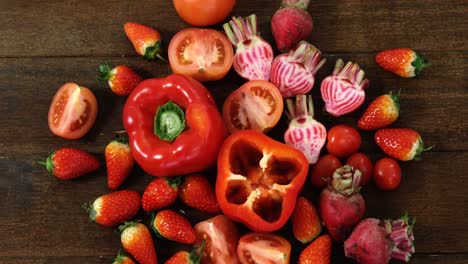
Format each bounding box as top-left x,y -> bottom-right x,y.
1,0 -> 467,263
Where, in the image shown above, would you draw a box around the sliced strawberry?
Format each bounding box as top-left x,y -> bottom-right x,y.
83,190 -> 141,227
124,22 -> 165,61
358,91 -> 400,130
292,196 -> 322,244
152,209 -> 196,245
179,174 -> 220,214
99,64 -> 142,96
376,48 -> 429,78
38,147 -> 100,180
375,128 -> 432,161
142,177 -> 180,212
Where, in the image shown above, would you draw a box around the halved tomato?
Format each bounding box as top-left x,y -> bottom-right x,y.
193,215 -> 240,264
168,28 -> 233,82
47,83 -> 98,139
223,80 -> 283,133
237,232 -> 291,264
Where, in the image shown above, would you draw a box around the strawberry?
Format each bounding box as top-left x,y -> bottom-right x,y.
105,137 -> 135,189
98,64 -> 142,96
83,190 -> 141,227
375,128 -> 432,161
119,222 -> 158,264
38,147 -> 100,180
357,91 -> 400,130
165,241 -> 204,264
142,177 -> 180,212
152,209 -> 196,245
292,196 -> 322,244
113,250 -> 136,264
179,174 -> 220,214
298,234 -> 332,264
376,48 -> 429,78
124,22 -> 165,61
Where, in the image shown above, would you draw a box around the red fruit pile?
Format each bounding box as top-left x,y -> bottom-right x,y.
40,4 -> 430,263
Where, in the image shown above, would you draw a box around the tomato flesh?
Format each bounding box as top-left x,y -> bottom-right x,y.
168,28 -> 233,82
194,215 -> 240,264
48,83 -> 98,139
238,232 -> 291,264
310,154 -> 342,189
223,80 -> 283,133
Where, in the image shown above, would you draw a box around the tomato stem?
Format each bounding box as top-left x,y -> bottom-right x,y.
154,101 -> 186,141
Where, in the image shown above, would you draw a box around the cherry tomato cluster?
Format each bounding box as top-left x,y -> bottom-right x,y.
311,124 -> 402,191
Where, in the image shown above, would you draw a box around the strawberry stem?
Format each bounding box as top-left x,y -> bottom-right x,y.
412,52 -> 430,76
144,41 -> 166,61
119,221 -> 138,233
37,153 -> 54,175
97,63 -> 112,82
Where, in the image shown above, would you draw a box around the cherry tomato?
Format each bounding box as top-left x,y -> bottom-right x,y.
47,83 -> 98,139
194,215 -> 240,264
373,157 -> 401,190
346,153 -> 373,186
173,0 -> 236,26
223,80 -> 283,133
310,154 -> 342,189
326,124 -> 362,158
168,28 -> 234,82
237,232 -> 291,264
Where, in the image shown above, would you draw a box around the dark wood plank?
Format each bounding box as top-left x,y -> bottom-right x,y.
1,152 -> 467,260
0,0 -> 466,57
0,52 -> 466,157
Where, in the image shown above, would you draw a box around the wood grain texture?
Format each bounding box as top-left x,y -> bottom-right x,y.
0,0 -> 467,57
0,0 -> 467,263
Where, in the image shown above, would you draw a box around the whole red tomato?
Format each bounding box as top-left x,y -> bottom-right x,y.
326,124 -> 362,158
310,154 -> 342,189
373,157 -> 401,190
346,153 -> 373,186
173,0 -> 236,26
48,83 -> 98,139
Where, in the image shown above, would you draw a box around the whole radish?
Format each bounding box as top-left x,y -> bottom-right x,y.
270,41 -> 326,98
223,14 -> 274,81
284,95 -> 326,164
345,215 -> 415,264
271,0 -> 313,52
321,59 -> 369,116
319,165 -> 366,242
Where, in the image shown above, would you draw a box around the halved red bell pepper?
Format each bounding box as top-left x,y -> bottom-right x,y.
123,74 -> 227,177
216,130 -> 309,232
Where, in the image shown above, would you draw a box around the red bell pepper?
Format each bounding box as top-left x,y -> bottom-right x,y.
123,74 -> 227,177
216,130 -> 309,232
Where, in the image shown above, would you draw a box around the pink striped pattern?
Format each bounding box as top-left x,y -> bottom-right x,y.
233,40 -> 273,81
320,59 -> 369,117
284,118 -> 326,164
321,76 -> 366,116
270,54 -> 314,97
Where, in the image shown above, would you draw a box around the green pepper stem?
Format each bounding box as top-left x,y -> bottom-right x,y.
154,101 -> 186,141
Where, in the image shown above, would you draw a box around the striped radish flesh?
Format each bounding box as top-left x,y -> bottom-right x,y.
270,41 -> 326,98
320,59 -> 369,117
223,14 -> 273,81
284,95 -> 326,164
